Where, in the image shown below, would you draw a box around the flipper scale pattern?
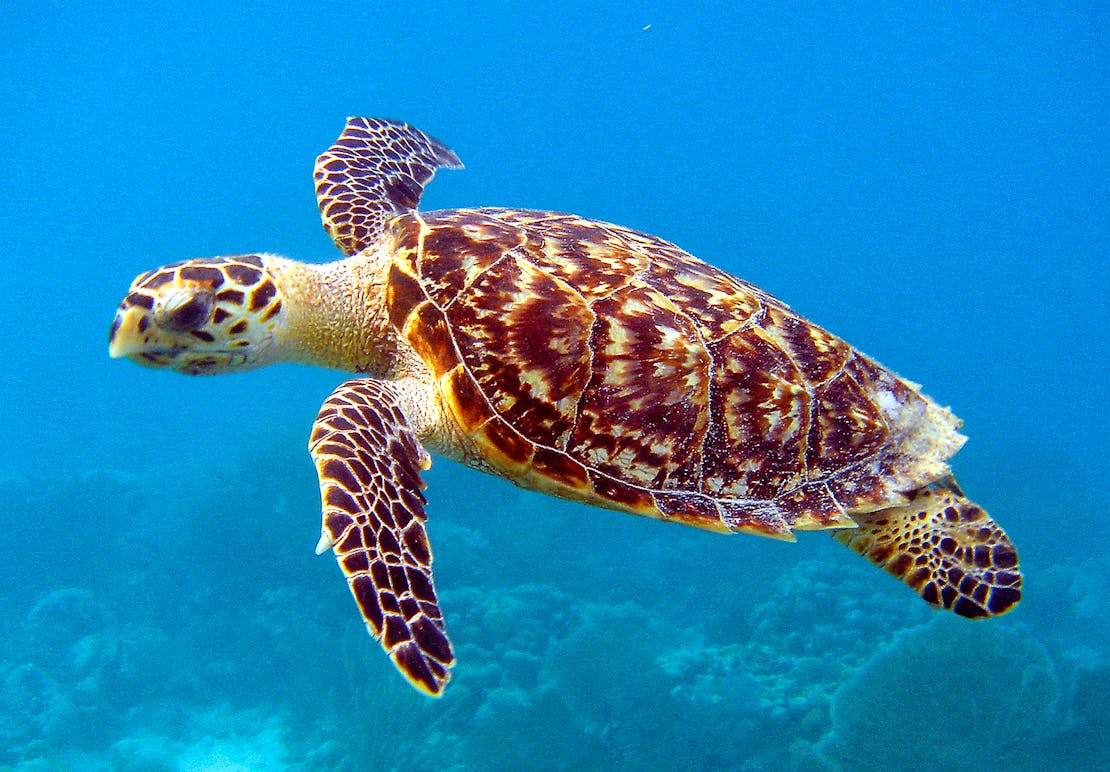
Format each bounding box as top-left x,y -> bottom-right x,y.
309,378 -> 453,695
834,484 -> 1021,618
315,117 -> 462,255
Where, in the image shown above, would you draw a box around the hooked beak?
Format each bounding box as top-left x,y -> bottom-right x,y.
108,306 -> 152,359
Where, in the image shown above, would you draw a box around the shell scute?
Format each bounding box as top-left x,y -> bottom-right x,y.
404,301 -> 460,379
655,491 -> 728,531
762,305 -> 853,384
587,470 -> 656,514
385,263 -> 426,332
514,216 -> 647,301
703,332 -> 810,500
441,247 -> 593,448
441,366 -> 493,433
416,214 -> 520,304
567,285 -> 710,489
718,498 -> 792,536
644,253 -> 773,341
477,416 -> 534,468
806,369 -> 890,474
774,483 -> 845,528
530,446 -> 591,491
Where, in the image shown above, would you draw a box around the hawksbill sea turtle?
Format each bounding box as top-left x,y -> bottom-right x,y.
109,117 -> 1021,696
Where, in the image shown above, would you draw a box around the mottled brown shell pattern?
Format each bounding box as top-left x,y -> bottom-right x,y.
385,208 -> 963,537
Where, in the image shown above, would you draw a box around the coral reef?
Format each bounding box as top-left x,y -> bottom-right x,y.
813,616 -> 1067,771
1,465 -> 1105,769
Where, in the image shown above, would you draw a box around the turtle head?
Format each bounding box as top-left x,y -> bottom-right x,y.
109,254 -> 289,375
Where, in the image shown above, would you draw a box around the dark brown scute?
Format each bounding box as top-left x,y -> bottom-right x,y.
643,251 -> 772,339
987,586 -> 1021,614
386,265 -> 427,331
444,250 -> 592,448
342,551 -> 370,574
249,281 -> 277,311
409,302 -> 459,378
703,333 -> 808,501
139,271 -> 175,290
407,567 -> 435,602
216,289 -> 245,305
323,458 -> 359,492
993,545 -> 1018,569
806,373 -> 888,474
481,419 -> 534,465
654,491 -> 726,530
764,306 -> 851,383
126,292 -> 155,310
225,264 -> 262,287
261,300 -> 282,321
417,215 -> 522,303
444,368 -> 494,432
325,486 -> 359,514
587,471 -> 654,512
402,526 -> 431,565
409,616 -> 453,662
179,265 -> 226,288
351,575 -> 384,632
775,484 -> 844,526
567,286 -> 709,489
392,643 -> 438,694
531,446 -> 589,490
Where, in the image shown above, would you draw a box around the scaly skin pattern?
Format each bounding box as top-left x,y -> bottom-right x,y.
834,485 -> 1021,617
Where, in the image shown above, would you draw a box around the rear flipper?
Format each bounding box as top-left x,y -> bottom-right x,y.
832,481 -> 1021,617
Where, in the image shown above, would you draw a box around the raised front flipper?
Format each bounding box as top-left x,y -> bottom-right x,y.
309,379 -> 454,695
834,484 -> 1022,618
315,117 -> 463,255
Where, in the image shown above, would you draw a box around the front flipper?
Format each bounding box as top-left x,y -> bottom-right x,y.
315,117 -> 463,255
309,378 -> 454,695
833,483 -> 1022,618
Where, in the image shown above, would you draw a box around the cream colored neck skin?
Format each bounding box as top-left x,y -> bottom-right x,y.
264,250 -> 403,377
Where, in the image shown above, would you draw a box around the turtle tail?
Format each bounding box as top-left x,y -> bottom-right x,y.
832,478 -> 1022,618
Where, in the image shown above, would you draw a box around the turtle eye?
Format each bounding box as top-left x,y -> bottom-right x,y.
162,290 -> 214,331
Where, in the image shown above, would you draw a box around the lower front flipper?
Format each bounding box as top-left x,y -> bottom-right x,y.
310,378 -> 454,695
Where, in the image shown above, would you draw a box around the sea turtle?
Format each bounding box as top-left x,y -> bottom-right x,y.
109,117 -> 1021,696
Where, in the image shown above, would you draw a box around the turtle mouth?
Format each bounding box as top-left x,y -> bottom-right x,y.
125,348 -> 252,375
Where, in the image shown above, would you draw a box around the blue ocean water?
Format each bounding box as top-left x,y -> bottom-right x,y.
2,2 -> 1107,769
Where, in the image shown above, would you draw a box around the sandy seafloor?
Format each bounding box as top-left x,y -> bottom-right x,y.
1,3 -> 1107,770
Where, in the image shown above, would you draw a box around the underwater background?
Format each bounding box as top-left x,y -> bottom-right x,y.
1,2 -> 1107,770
